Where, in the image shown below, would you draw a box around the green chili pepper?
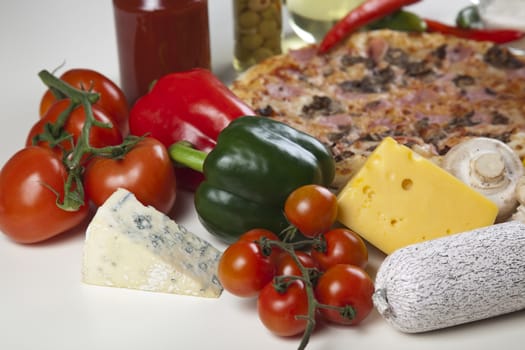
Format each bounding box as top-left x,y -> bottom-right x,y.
367,10 -> 427,32
169,116 -> 335,243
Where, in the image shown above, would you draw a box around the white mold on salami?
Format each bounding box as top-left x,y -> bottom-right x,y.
373,221 -> 525,333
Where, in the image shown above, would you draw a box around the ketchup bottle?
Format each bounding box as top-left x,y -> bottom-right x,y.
112,0 -> 211,104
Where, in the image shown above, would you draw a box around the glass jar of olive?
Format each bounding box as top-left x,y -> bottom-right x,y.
233,0 -> 282,71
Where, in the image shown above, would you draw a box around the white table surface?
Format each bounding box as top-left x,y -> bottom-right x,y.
1,1 -> 524,349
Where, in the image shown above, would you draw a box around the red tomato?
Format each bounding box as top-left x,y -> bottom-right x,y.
238,228 -> 280,244
311,228 -> 368,270
27,99 -> 123,158
83,137 -> 176,213
0,147 -> 89,243
257,279 -> 309,337
284,184 -> 338,238
217,241 -> 275,298
40,68 -> 129,135
276,251 -> 320,277
315,264 -> 374,326
237,228 -> 283,264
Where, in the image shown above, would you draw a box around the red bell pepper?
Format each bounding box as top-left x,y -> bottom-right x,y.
129,68 -> 255,190
424,18 -> 525,44
318,0 -> 421,53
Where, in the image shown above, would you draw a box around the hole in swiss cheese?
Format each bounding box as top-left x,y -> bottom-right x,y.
401,178 -> 413,190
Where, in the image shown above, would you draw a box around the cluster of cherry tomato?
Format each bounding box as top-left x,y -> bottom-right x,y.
217,184 -> 375,348
0,68 -> 177,244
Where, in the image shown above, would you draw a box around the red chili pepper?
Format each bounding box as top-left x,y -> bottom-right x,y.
318,0 -> 421,53
129,68 -> 255,190
424,18 -> 525,44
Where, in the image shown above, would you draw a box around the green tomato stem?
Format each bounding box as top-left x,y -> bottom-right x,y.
278,243 -> 317,350
261,237 -> 357,350
31,100 -> 78,148
38,70 -> 100,105
37,69 -> 139,212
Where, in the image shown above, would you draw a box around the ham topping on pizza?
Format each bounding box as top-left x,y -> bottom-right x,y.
231,30 -> 525,188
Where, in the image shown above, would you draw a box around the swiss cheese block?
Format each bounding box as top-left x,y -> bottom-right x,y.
82,188 -> 223,298
337,137 -> 498,254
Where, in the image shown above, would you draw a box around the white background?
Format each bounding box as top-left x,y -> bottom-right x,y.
0,1 -> 524,349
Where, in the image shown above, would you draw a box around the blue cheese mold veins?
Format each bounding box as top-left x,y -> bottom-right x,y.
82,188 -> 223,298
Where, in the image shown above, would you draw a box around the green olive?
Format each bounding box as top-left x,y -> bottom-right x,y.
238,10 -> 260,29
233,0 -> 249,15
258,19 -> 280,38
260,6 -> 279,20
235,43 -> 253,61
253,47 -> 274,62
234,55 -> 256,72
235,23 -> 257,36
249,0 -> 271,11
263,36 -> 281,51
240,33 -> 264,50
234,0 -> 245,5
234,0 -> 282,71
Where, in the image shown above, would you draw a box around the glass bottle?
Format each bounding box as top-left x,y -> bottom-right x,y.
113,0 -> 211,104
233,0 -> 282,72
285,0 -> 365,43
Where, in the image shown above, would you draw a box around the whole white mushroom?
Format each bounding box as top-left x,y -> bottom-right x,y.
441,137 -> 524,221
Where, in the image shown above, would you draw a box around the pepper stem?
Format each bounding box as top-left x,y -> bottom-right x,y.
168,141 -> 207,173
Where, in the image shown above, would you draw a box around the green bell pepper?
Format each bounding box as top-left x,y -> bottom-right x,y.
169,116 -> 336,243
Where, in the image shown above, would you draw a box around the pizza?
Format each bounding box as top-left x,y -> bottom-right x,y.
230,29 -> 525,189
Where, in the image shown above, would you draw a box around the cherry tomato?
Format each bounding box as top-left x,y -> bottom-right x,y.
218,241 -> 275,297
40,68 -> 129,135
27,99 -> 123,159
276,251 -> 320,277
238,228 -> 283,264
311,228 -> 368,270
257,279 -> 309,337
284,184 -> 337,238
0,147 -> 89,243
83,137 -> 176,213
315,264 -> 374,326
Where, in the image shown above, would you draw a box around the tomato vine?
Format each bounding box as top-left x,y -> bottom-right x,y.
218,184 -> 374,349
260,237 -> 359,350
36,70 -> 141,211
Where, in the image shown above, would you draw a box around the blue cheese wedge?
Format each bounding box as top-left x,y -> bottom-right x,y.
82,188 -> 223,298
